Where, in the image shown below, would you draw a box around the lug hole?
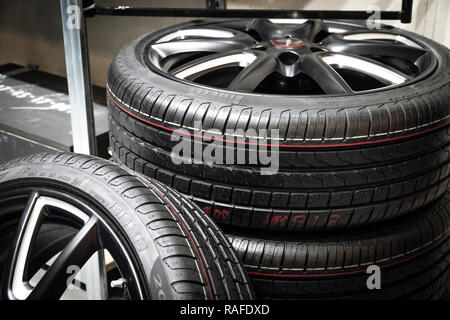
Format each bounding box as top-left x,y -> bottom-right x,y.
310,47 -> 325,52
278,52 -> 299,65
247,29 -> 262,42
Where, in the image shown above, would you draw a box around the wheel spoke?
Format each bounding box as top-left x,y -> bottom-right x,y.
322,34 -> 428,61
27,217 -> 102,300
290,19 -> 323,41
342,33 -> 423,48
151,27 -> 255,59
155,27 -> 235,42
246,19 -> 282,41
323,22 -> 367,34
171,51 -> 258,81
299,53 -> 353,94
247,19 -> 324,42
227,52 -> 278,92
152,38 -> 254,59
321,53 -> 410,86
3,191 -> 43,300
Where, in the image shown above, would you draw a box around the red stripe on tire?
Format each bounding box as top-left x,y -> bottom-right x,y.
247,235 -> 447,278
108,90 -> 449,149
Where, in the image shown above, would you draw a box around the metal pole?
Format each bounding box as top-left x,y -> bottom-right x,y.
91,7 -> 403,20
206,0 -> 224,10
401,0 -> 413,23
60,0 -> 97,155
60,0 -> 106,300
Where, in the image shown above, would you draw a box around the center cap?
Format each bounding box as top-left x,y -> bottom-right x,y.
271,38 -> 306,48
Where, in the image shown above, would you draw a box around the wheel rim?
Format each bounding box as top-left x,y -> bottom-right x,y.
0,188 -> 146,300
146,19 -> 437,95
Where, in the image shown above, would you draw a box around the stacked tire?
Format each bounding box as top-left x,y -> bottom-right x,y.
0,153 -> 255,300
108,18 -> 449,299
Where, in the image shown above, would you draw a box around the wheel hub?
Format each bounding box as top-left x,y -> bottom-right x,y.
271,37 -> 306,48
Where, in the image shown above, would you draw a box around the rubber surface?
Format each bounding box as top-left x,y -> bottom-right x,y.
225,192 -> 450,299
110,111 -> 449,231
0,153 -> 255,300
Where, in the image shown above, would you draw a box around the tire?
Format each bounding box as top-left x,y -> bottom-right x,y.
110,113 -> 449,231
0,153 -> 255,300
225,191 -> 450,300
106,19 -> 450,231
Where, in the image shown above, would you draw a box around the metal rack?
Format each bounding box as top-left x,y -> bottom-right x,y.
90,3 -> 413,22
